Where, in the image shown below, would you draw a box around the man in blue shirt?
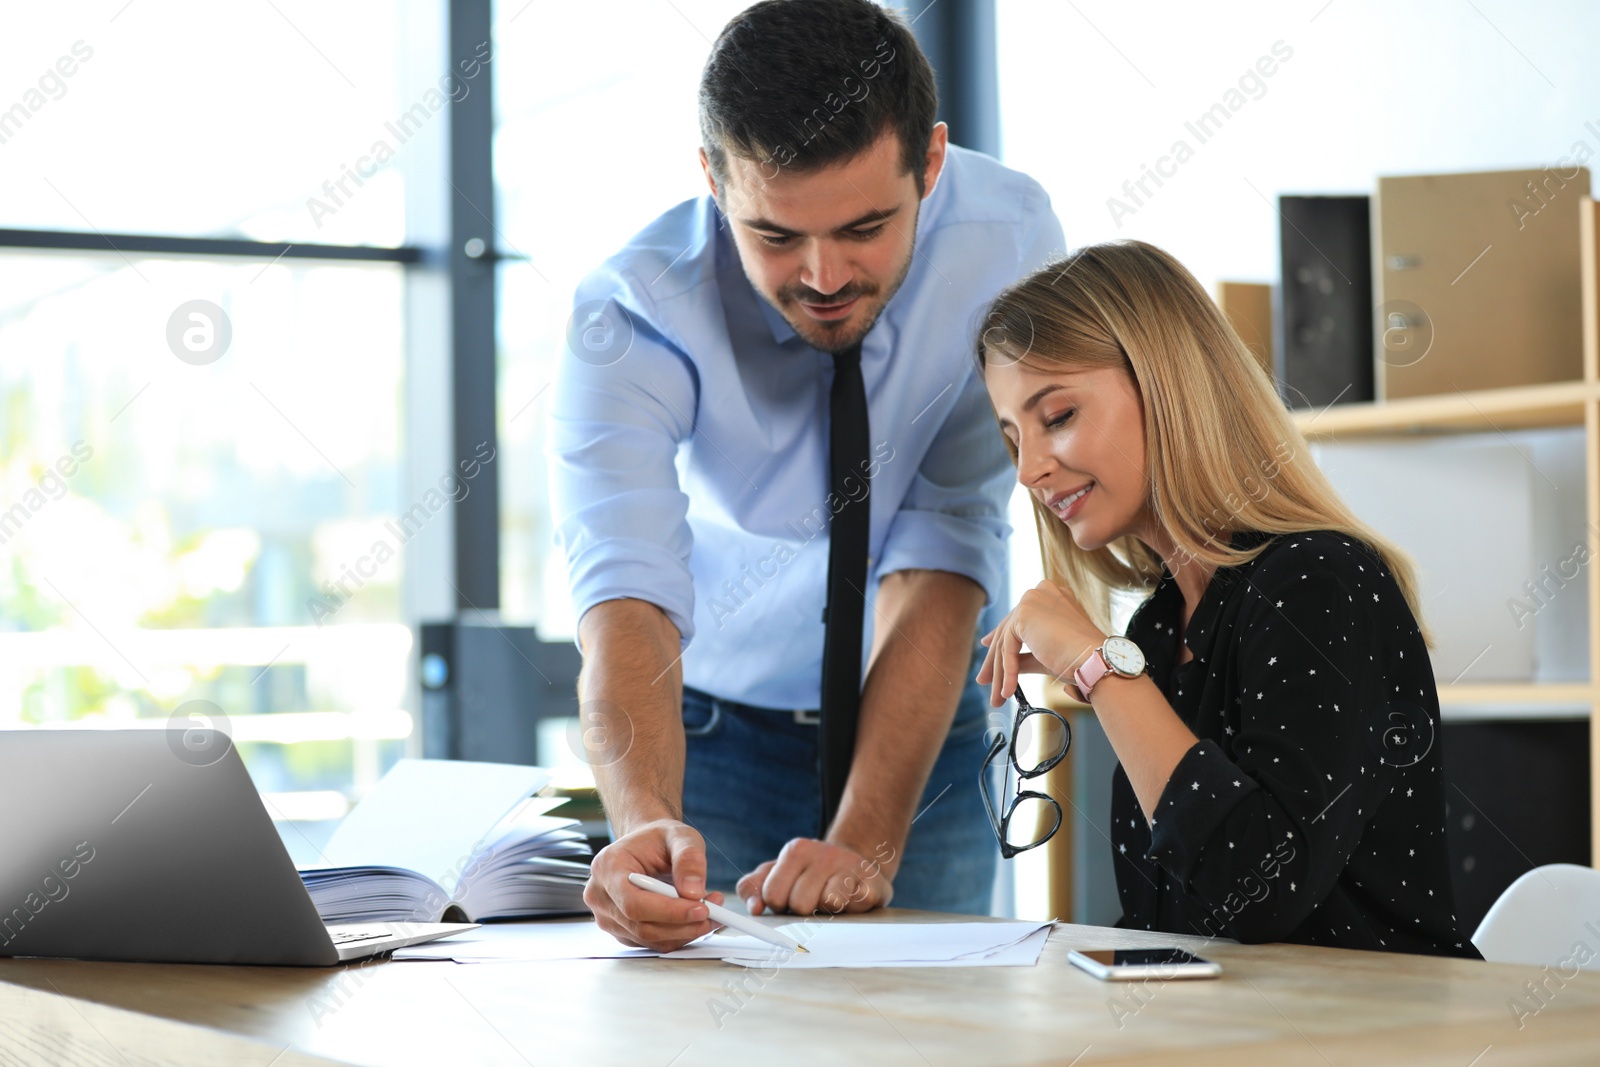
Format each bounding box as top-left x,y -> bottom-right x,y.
550,0 -> 1062,951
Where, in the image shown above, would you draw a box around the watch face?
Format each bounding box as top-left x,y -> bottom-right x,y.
1102,636 -> 1145,676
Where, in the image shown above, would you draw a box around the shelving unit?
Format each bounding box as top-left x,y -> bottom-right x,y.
1428,683 -> 1593,721
1292,380 -> 1597,728
1294,379 -> 1595,437
1291,196 -> 1600,861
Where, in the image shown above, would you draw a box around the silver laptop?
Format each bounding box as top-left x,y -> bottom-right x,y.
0,729 -> 474,965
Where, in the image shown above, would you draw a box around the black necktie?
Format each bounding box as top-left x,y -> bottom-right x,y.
819,341 -> 870,836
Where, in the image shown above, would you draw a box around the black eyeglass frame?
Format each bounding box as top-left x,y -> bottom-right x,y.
979,686 -> 1071,860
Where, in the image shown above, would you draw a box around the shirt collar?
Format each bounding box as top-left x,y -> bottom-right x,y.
1139,529 -> 1277,649
1153,529 -> 1275,583
710,196 -> 800,347
756,286 -> 798,345
1175,529 -> 1279,648
713,196 -> 929,352
1227,528 -> 1278,552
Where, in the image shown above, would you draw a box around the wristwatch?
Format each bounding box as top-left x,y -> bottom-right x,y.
1072,635 -> 1147,700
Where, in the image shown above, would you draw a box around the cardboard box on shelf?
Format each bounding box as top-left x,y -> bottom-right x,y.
1374,167 -> 1593,399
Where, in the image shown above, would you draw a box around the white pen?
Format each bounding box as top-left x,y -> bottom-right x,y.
627,872 -> 810,954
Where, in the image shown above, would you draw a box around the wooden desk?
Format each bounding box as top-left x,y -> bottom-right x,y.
4,912 -> 1598,1066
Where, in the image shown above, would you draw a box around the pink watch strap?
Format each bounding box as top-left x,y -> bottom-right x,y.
1073,648 -> 1110,698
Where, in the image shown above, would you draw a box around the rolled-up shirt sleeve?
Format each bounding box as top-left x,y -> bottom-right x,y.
546,277 -> 699,645
873,366 -> 1015,604
1143,547 -> 1403,942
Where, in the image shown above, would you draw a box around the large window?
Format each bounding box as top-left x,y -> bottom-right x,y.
0,3 -> 405,244
0,3 -> 419,863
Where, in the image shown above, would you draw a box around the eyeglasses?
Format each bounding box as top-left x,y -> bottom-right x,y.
980,687 -> 1071,859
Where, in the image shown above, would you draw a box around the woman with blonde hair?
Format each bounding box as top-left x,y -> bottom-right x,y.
976,240 -> 1479,957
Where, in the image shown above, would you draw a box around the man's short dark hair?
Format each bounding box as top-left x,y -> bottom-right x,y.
699,0 -> 938,198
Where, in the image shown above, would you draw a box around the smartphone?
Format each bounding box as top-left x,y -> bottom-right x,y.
1067,947 -> 1222,981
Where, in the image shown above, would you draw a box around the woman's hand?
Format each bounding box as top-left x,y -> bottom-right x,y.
977,580 -> 1107,707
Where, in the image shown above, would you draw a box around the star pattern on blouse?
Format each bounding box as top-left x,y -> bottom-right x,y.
1111,529 -> 1465,959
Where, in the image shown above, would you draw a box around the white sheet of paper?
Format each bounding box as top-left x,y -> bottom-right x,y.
391,921 -> 656,962
391,919 -> 1054,968
663,920 -> 1053,968
317,760 -> 551,892
724,925 -> 1053,969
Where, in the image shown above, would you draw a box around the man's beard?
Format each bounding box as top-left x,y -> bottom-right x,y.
769,233 -> 917,353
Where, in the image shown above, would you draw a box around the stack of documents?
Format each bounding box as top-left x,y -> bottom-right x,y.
394,919 -> 1053,969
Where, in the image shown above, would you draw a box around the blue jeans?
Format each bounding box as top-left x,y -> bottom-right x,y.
680,656 -> 999,915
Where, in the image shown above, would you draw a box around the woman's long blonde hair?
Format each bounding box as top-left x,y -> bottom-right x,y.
977,240 -> 1433,648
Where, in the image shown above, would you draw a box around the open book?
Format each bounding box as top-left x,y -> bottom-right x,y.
298,759 -> 593,924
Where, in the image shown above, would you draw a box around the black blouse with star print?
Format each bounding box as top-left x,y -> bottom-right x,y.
1109,528 -> 1481,958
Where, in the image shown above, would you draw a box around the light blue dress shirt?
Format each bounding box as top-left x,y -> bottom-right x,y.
548,144 -> 1065,710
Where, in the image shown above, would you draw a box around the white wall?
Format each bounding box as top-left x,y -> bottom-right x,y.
997,0 -> 1600,290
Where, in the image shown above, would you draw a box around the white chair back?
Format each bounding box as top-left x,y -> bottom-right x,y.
1471,863 -> 1600,969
